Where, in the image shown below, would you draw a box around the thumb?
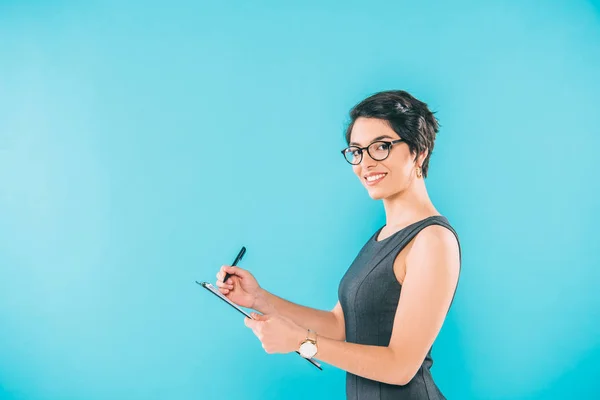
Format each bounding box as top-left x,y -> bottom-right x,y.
224,265 -> 244,276
251,312 -> 269,321
244,317 -> 257,329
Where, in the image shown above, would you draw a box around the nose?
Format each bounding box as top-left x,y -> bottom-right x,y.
360,150 -> 378,168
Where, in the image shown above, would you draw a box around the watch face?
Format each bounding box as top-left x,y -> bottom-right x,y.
299,341 -> 317,358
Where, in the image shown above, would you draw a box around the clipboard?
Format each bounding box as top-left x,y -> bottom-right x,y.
197,281 -> 253,318
197,281 -> 322,370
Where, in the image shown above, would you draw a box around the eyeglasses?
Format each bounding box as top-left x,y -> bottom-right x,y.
341,139 -> 405,165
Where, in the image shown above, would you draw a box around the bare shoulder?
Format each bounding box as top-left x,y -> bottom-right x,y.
406,224 -> 460,272
414,224 -> 459,251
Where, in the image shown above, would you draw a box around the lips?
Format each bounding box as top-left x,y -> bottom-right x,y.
364,172 -> 387,186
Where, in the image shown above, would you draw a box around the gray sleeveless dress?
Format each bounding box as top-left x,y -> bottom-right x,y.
338,216 -> 461,400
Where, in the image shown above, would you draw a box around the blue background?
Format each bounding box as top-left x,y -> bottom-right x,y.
1,1 -> 599,399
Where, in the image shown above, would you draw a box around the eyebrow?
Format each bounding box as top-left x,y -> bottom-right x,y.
349,135 -> 395,146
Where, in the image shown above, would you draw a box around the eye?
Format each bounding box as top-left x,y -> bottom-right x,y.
376,142 -> 390,151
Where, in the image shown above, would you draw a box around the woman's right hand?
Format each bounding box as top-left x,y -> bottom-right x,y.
216,265 -> 262,310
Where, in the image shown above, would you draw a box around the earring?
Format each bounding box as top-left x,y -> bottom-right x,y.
416,167 -> 423,178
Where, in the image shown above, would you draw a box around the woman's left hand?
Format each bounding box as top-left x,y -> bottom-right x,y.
244,312 -> 306,354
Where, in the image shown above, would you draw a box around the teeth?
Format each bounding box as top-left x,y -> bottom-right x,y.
366,174 -> 386,182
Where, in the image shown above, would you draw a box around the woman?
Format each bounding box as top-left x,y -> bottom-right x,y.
215,90 -> 461,399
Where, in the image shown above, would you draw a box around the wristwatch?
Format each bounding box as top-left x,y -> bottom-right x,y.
298,329 -> 318,359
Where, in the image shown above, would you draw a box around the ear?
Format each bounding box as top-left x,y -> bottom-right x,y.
414,148 -> 428,168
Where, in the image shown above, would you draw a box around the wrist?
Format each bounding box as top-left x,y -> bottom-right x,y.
298,328 -> 319,359
252,288 -> 274,313
296,326 -> 307,347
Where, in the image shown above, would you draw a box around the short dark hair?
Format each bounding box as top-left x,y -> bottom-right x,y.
344,90 -> 439,178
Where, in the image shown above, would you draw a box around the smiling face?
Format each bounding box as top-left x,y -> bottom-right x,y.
348,117 -> 422,200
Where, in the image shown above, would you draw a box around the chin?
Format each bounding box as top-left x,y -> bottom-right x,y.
366,185 -> 403,200
366,189 -> 387,200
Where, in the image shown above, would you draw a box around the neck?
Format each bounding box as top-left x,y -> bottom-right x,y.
382,178 -> 438,229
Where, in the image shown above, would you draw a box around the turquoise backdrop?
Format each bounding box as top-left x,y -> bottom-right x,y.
1,1 -> 599,399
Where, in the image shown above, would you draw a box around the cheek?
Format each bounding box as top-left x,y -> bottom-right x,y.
352,165 -> 362,178
382,161 -> 408,181
390,152 -> 413,174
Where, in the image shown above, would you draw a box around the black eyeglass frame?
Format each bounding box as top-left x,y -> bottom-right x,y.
340,139 -> 405,165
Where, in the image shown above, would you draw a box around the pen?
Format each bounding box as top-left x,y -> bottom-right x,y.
223,246 -> 246,284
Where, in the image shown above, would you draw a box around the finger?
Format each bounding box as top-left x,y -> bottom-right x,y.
218,267 -> 232,281
223,265 -> 242,276
215,280 -> 234,290
245,319 -> 265,334
218,288 -> 230,295
251,312 -> 268,321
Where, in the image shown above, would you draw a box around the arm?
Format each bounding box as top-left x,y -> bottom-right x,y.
215,265 -> 345,341
246,225 -> 460,385
312,225 -> 460,384
255,291 -> 346,341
